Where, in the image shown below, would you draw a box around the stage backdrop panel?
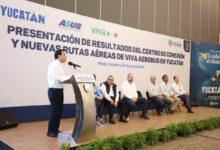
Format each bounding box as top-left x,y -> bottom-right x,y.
0,0 -> 190,121
190,41 -> 220,108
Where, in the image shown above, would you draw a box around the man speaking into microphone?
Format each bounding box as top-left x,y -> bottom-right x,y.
47,49 -> 67,137
68,61 -> 81,68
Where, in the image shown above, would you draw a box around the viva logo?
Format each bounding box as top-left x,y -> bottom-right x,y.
91,27 -> 111,36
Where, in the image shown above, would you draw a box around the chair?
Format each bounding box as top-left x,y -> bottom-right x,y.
103,107 -> 109,122
175,101 -> 183,113
117,91 -> 123,119
130,91 -> 142,117
146,91 -> 156,116
146,92 -> 170,115
137,91 -> 142,98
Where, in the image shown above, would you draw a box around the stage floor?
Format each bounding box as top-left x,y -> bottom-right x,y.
0,107 -> 220,150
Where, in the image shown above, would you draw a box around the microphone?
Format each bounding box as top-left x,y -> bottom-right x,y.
68,61 -> 81,68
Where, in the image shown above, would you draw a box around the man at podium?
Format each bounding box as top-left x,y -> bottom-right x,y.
47,49 -> 67,137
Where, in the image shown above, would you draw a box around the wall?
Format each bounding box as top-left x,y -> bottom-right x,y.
28,0 -> 220,44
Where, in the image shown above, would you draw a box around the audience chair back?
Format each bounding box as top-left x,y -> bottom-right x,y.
137,91 -> 142,98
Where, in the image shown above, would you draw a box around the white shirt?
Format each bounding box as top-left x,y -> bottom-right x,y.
171,82 -> 186,97
121,81 -> 138,99
48,60 -> 65,89
148,82 -> 162,97
159,81 -> 173,96
100,83 -> 119,103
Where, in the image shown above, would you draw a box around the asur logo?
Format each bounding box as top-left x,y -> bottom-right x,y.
59,20 -> 81,30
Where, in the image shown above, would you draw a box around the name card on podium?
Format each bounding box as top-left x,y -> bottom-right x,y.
61,73 -> 95,83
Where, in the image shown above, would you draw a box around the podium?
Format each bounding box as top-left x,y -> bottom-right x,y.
61,73 -> 96,143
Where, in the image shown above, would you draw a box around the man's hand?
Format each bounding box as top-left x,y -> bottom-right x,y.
97,95 -> 103,100
157,95 -> 163,100
170,95 -> 174,98
184,92 -> 189,96
131,98 -> 137,103
109,99 -> 115,105
114,102 -> 117,107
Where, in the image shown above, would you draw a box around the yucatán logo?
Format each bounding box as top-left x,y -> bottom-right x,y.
0,5 -> 45,24
59,20 -> 82,31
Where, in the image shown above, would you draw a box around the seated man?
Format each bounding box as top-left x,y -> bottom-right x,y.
171,75 -> 194,113
148,75 -> 171,115
100,75 -> 119,124
159,74 -> 181,114
121,73 -> 149,121
93,74 -> 105,125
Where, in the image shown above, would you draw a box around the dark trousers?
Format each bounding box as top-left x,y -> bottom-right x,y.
122,97 -> 148,118
150,97 -> 171,113
47,88 -> 64,134
178,95 -> 191,110
95,98 -> 104,118
103,97 -> 115,120
117,100 -> 126,119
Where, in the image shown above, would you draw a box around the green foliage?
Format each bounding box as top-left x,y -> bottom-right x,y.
188,121 -> 197,134
202,119 -> 215,130
77,117 -> 220,150
158,129 -> 171,142
166,124 -> 178,139
60,142 -> 71,150
77,139 -> 104,150
190,121 -> 205,132
213,117 -> 220,128
143,128 -> 159,145
202,117 -> 220,130
101,137 -> 123,150
120,133 -> 145,150
176,122 -> 194,137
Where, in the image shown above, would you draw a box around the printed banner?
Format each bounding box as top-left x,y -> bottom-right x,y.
0,0 -> 190,107
190,41 -> 220,108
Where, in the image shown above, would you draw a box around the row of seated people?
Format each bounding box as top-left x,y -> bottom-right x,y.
93,73 -> 193,125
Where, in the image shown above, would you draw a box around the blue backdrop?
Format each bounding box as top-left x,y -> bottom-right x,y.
190,41 -> 220,108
